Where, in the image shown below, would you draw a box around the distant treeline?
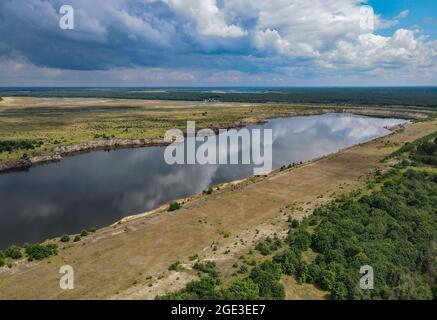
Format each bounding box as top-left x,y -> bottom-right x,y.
1,87 -> 437,108
0,140 -> 44,153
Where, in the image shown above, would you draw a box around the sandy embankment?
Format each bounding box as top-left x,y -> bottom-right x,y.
0,119 -> 435,300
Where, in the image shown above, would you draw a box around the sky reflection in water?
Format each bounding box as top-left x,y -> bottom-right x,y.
0,113 -> 407,248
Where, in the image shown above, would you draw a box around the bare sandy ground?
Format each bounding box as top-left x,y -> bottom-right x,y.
0,97 -> 250,110
0,120 -> 435,300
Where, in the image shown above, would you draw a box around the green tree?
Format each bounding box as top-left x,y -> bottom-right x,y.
222,279 -> 260,300
5,245 -> 22,259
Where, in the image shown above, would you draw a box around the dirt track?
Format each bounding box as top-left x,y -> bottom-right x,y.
0,120 -> 435,300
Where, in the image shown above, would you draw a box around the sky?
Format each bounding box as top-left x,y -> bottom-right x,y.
0,0 -> 436,87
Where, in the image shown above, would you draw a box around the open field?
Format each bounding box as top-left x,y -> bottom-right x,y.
1,87 -> 437,108
0,97 -> 433,171
0,116 -> 435,300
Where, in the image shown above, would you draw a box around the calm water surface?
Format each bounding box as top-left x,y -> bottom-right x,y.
0,113 -> 407,248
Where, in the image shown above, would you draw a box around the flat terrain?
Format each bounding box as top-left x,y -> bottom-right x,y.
0,97 -> 431,166
0,118 -> 435,300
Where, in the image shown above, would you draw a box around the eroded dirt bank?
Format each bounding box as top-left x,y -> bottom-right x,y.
0,120 -> 435,300
0,104 -> 427,173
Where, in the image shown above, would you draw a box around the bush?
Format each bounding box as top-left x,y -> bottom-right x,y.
287,229 -> 311,251
24,243 -> 58,261
238,264 -> 249,274
255,237 -> 283,256
0,251 -> 5,267
5,245 -> 22,259
80,230 -> 88,237
168,202 -> 181,211
193,261 -> 217,275
60,235 -> 70,243
189,254 -> 199,261
222,278 -> 260,300
249,261 -> 285,300
168,261 -> 182,271
74,235 -> 81,242
273,249 -> 300,275
203,187 -> 213,195
0,140 -> 43,153
158,274 -> 221,300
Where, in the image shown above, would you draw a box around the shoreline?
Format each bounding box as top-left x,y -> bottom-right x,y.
116,121 -> 407,226
0,106 -> 424,174
0,119 -> 435,299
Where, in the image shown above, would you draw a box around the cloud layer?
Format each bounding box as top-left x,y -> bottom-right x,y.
0,0 -> 436,85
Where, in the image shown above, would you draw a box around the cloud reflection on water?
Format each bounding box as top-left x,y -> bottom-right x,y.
0,113 -> 407,248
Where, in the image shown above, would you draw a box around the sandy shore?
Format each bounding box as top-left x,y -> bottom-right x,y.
0,119 -> 435,300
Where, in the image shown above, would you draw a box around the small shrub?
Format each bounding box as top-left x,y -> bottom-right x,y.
203,187 -> 213,195
80,230 -> 88,237
168,202 -> 181,212
60,235 -> 70,243
238,264 -> 249,274
73,235 -> 81,242
189,254 -> 199,261
0,251 -> 5,267
5,245 -> 22,259
255,237 -> 283,256
169,261 -> 182,271
193,261 -> 217,275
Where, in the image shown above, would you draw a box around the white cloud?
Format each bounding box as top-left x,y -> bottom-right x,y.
233,0 -> 437,74
163,0 -> 247,38
396,10 -> 409,19
0,0 -> 436,85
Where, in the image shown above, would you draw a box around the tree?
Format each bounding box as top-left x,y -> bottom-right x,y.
222,279 -> 260,300
5,245 -> 22,259
24,243 -> 58,261
273,249 -> 300,276
249,261 -> 285,300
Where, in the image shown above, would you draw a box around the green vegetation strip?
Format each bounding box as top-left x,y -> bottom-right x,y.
157,135 -> 437,300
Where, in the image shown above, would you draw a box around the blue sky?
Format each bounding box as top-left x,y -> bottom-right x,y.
0,0 -> 436,86
369,0 -> 437,37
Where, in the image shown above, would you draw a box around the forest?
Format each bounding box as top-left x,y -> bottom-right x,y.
157,134 -> 437,300
1,87 -> 437,108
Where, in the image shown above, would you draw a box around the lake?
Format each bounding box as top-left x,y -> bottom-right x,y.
0,113 -> 407,248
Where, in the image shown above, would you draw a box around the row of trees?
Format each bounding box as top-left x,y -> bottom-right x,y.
0,242 -> 58,267
157,168 -> 436,300
0,140 -> 44,153
156,135 -> 437,300
157,259 -> 285,300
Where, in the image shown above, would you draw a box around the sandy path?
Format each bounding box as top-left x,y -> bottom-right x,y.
0,120 -> 435,300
